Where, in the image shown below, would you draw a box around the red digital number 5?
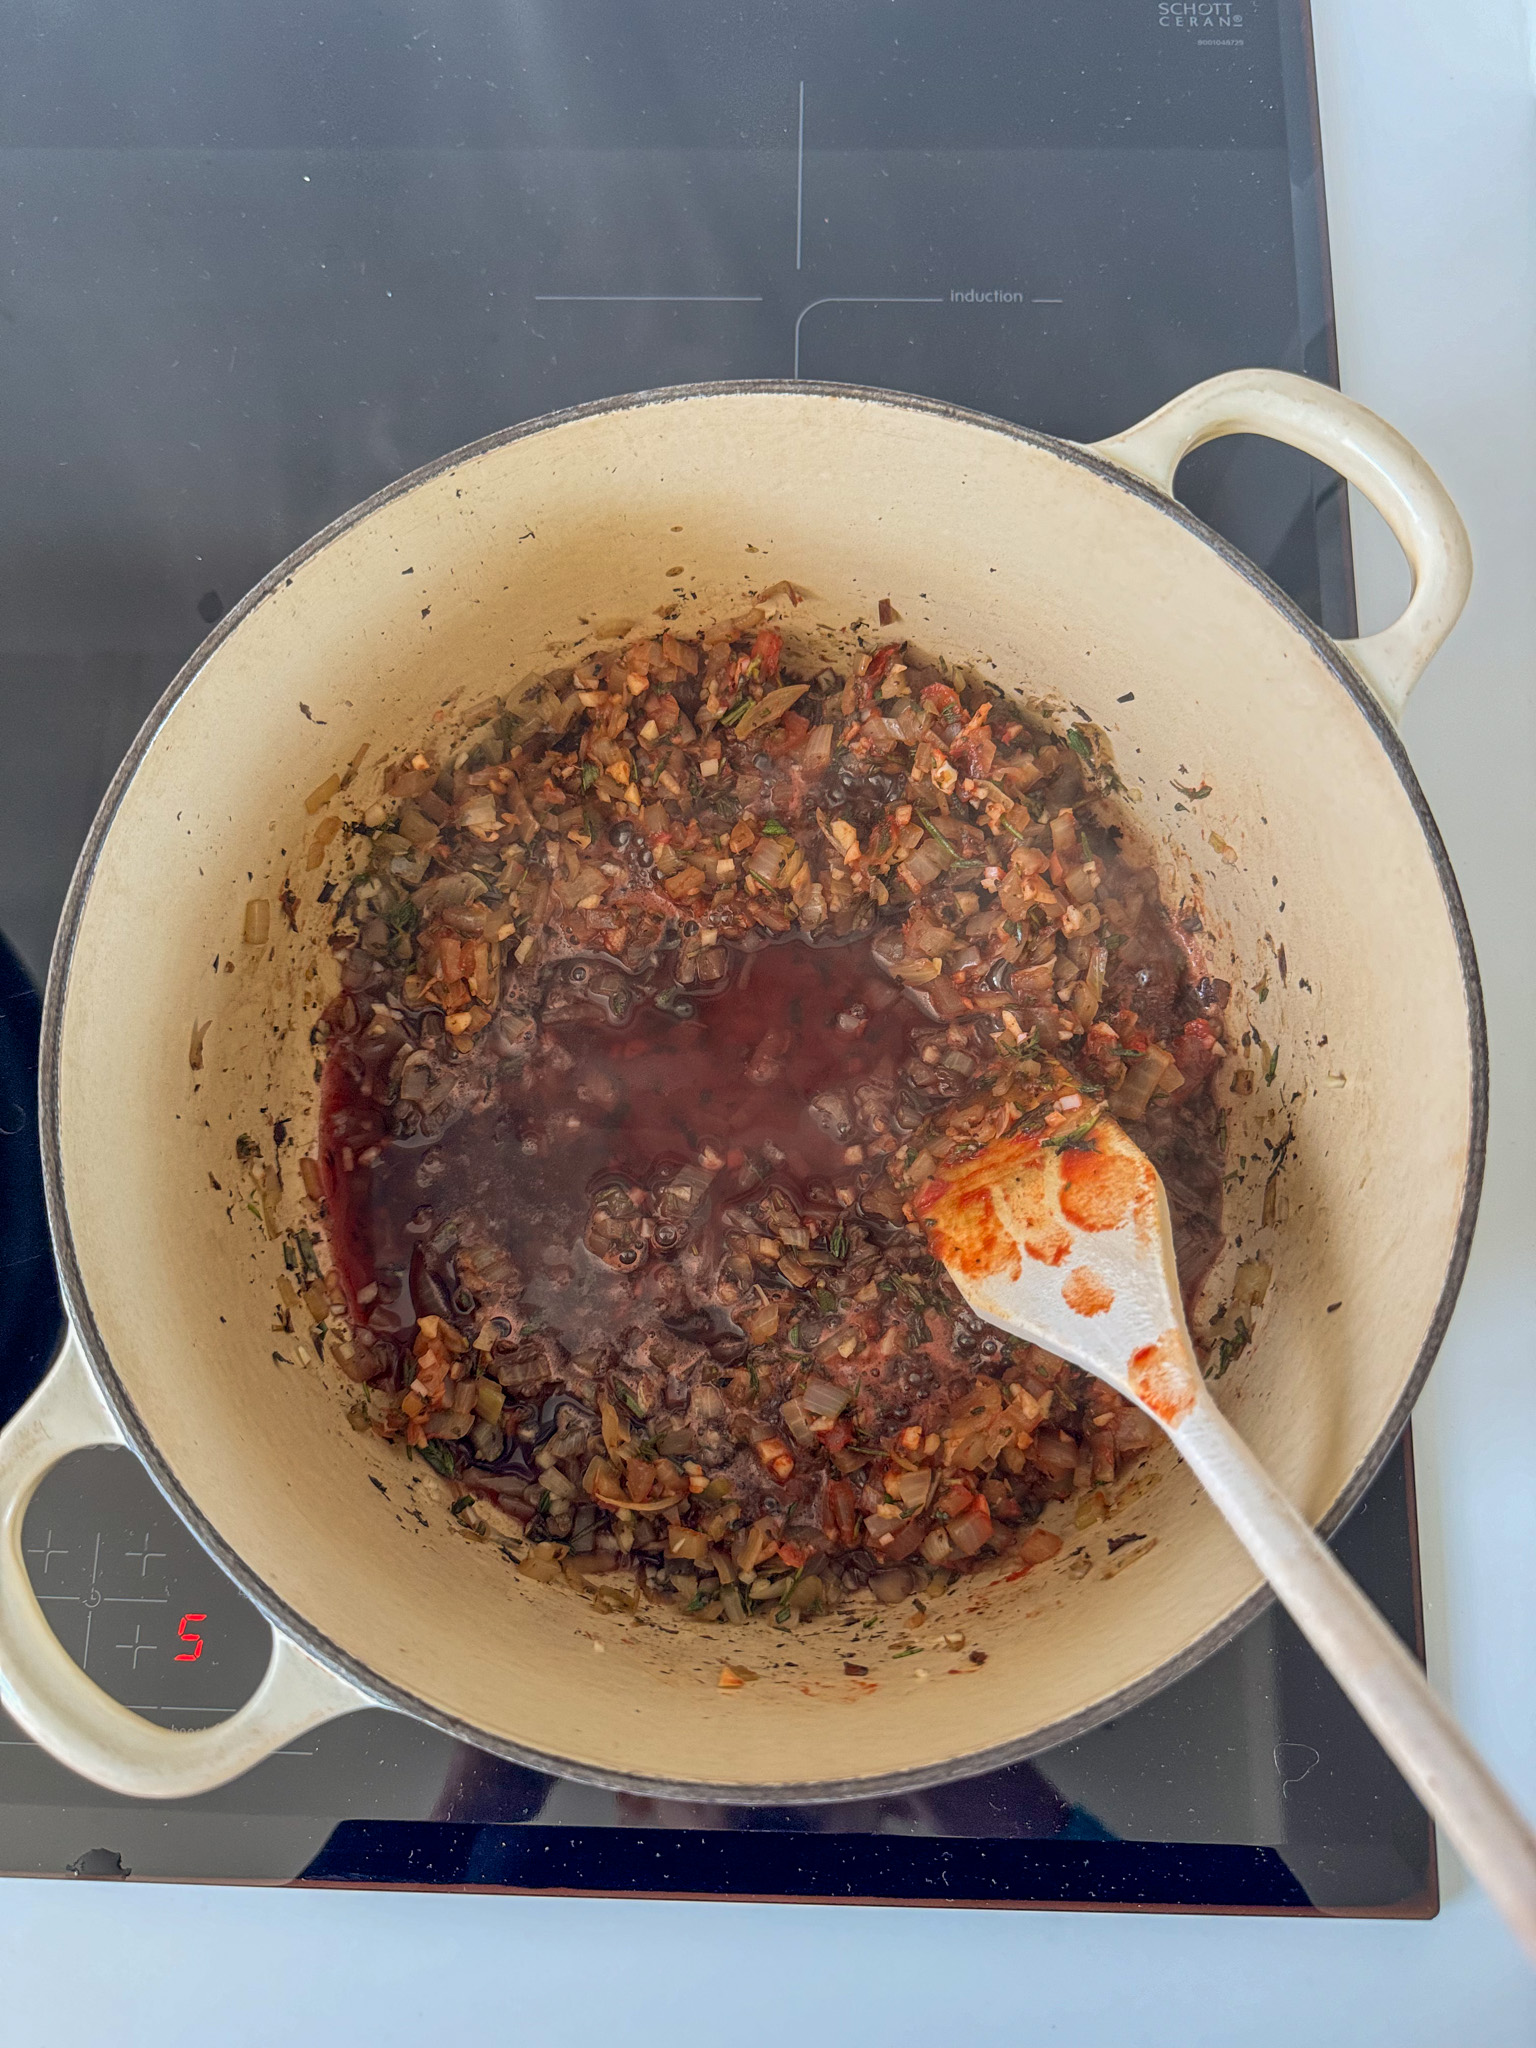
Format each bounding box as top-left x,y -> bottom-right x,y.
174,1612 -> 207,1663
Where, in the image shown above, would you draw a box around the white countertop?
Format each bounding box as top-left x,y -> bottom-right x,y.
4,3 -> 1534,2039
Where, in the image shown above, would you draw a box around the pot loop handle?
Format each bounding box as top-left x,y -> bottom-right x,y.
0,1328 -> 370,1798
1089,368 -> 1472,724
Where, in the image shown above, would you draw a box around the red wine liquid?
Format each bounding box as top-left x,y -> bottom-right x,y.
320,936 -> 925,1370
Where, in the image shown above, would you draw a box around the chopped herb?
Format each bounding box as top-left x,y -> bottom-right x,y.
1265,1043 -> 1279,1085
538,1489 -> 553,1516
450,1494 -> 475,1515
760,818 -> 790,836
1064,725 -> 1094,764
580,762 -> 599,791
918,812 -> 957,855
418,1442 -> 456,1478
1172,780 -> 1212,801
1002,1026 -> 1041,1061
720,696 -> 753,726
828,1223 -> 848,1260
617,1382 -> 645,1417
1213,1315 -> 1252,1380
1043,1109 -> 1103,1153
816,1286 -> 837,1314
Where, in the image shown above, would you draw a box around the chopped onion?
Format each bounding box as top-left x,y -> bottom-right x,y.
893,1469 -> 933,1511
1114,1408 -> 1158,1453
801,1377 -> 849,1420
1110,1042 -> 1178,1119
306,814 -> 342,870
907,916 -> 953,957
891,955 -> 944,986
740,1299 -> 780,1345
424,1407 -> 474,1441
1233,1256 -> 1273,1311
396,801 -> 439,848
746,836 -> 791,885
1050,810 -> 1078,856
859,714 -> 905,751
901,843 -> 948,888
780,1398 -> 819,1448
1031,1432 -> 1079,1476
456,791 -> 499,836
734,1515 -> 781,1575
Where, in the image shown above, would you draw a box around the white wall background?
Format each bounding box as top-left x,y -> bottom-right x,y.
3,4 -> 1534,2040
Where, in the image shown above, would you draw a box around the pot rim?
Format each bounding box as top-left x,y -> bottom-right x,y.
37,377 -> 1488,1805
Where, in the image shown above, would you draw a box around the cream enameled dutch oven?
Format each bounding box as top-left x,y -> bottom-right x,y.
0,370 -> 1482,1803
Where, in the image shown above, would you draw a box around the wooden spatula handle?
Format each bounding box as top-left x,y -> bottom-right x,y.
1175,1390 -> 1536,1962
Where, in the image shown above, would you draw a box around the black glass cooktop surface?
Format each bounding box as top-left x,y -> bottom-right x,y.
0,0 -> 1434,1915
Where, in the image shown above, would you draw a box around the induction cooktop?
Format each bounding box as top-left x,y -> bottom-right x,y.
0,0 -> 1435,1916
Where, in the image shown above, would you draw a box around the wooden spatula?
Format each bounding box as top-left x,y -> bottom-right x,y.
916,1097 -> 1536,1961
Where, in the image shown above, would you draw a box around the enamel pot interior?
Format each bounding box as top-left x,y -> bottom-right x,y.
45,385 -> 1482,1801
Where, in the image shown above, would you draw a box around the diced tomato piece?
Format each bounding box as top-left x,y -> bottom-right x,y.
763,708 -> 811,757
751,628 -> 783,679
823,1478 -> 860,1548
1163,1017 -> 1224,1105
